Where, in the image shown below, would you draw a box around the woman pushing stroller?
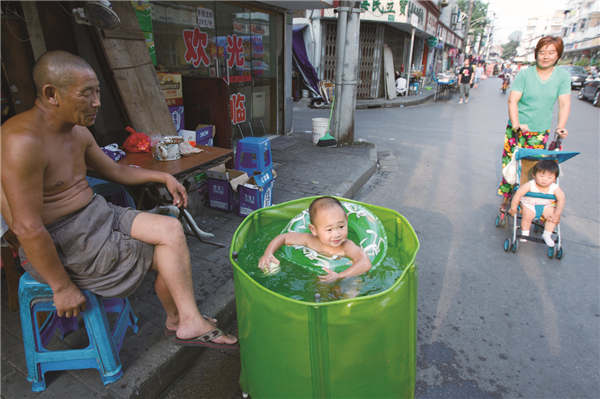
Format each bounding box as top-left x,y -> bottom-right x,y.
497,36 -> 571,215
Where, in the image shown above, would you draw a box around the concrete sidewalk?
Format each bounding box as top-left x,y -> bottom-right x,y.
1,131 -> 377,398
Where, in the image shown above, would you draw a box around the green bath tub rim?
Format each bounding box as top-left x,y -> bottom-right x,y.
229,196 -> 420,306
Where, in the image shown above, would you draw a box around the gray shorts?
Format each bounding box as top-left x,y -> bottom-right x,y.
22,195 -> 154,298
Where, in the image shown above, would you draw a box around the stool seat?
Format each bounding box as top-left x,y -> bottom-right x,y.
235,137 -> 272,175
18,272 -> 139,392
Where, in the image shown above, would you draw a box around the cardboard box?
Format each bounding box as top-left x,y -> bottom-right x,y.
157,73 -> 183,105
179,129 -> 196,143
238,169 -> 275,217
206,164 -> 248,211
195,124 -> 216,146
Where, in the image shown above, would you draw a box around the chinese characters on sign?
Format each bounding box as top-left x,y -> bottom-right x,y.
345,0 -> 425,26
230,93 -> 247,124
196,7 -> 214,29
183,27 -> 210,68
360,0 -> 395,14
226,34 -> 245,68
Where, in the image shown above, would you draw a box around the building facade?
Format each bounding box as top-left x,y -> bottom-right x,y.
561,0 -> 600,65
295,0 -> 464,99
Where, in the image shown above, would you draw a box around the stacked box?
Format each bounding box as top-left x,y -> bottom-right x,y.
234,137 -> 275,216
206,164 -> 248,211
239,169 -> 275,217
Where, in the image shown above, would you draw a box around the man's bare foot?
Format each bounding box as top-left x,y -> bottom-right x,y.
175,316 -> 237,344
165,315 -> 217,336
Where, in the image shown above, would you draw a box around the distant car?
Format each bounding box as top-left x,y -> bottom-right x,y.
577,77 -> 600,107
561,65 -> 588,89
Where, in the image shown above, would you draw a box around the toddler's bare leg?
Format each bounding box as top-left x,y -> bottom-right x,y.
520,207 -> 534,232
541,206 -> 557,247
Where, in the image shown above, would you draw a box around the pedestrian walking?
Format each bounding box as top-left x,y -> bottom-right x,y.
474,62 -> 484,88
458,58 -> 474,103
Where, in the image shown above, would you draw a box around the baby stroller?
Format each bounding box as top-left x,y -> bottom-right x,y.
496,148 -> 579,259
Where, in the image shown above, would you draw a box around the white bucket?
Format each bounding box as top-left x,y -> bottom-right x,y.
312,117 -> 329,144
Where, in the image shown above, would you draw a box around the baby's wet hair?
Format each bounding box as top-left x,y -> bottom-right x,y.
533,159 -> 559,178
309,196 -> 345,224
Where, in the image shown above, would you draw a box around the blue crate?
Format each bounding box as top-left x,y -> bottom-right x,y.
235,137 -> 272,175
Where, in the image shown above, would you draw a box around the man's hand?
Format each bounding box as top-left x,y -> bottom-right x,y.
318,268 -> 340,283
164,174 -> 188,208
508,206 -> 518,216
53,283 -> 86,318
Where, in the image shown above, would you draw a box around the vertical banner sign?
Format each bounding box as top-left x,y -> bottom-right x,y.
230,93 -> 247,124
227,34 -> 245,68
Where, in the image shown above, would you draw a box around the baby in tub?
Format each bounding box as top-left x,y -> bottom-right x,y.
258,196 -> 372,291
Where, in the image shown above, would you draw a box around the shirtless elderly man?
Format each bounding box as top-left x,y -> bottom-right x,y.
0,50 -> 237,349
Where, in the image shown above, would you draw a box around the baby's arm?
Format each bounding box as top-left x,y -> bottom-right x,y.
508,182 -> 530,216
548,187 -> 565,224
318,240 -> 372,283
258,232 -> 313,271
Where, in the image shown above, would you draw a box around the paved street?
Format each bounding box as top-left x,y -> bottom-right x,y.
162,77 -> 600,399
354,78 -> 599,398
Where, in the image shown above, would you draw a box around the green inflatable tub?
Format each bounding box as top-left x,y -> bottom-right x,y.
230,197 -> 419,398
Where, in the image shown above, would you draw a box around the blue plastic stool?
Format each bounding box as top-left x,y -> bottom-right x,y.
235,137 -> 272,175
18,273 -> 139,392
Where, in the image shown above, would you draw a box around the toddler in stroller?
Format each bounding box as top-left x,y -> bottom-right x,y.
500,148 -> 579,259
509,160 -> 564,246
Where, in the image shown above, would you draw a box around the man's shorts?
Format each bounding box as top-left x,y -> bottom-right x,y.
21,195 -> 154,298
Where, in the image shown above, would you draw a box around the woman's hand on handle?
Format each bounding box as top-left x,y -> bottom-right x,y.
555,128 -> 568,139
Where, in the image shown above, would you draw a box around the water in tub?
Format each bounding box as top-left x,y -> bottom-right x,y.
236,220 -> 410,302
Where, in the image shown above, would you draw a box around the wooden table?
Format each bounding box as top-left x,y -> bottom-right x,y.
118,145 -> 233,179
117,145 -> 233,247
117,145 -> 233,206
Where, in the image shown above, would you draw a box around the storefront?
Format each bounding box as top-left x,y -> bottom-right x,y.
318,0 -> 430,99
143,1 -> 286,144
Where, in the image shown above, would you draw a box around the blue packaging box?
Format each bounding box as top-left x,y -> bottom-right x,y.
238,169 -> 275,217
195,124 -> 215,146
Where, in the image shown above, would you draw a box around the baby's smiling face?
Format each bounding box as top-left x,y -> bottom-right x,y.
309,206 -> 348,249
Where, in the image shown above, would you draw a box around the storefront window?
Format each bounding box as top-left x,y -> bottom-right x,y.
151,1 -> 283,136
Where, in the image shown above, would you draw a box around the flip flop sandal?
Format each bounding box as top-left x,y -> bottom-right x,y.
173,328 -> 239,351
163,314 -> 217,337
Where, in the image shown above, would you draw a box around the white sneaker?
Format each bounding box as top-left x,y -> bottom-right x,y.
465,98 -> 469,103
458,99 -> 463,104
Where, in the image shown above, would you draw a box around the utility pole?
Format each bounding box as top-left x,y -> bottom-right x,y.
332,1 -> 360,145
462,0 -> 474,56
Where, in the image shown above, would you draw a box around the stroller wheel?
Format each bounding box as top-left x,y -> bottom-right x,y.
511,240 -> 518,253
547,246 -> 555,258
555,247 -> 563,260
504,239 -> 510,252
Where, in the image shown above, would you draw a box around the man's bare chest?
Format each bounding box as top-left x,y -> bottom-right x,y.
43,138 -> 88,193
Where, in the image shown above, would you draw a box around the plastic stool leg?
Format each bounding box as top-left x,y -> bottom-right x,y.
81,292 -> 123,385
